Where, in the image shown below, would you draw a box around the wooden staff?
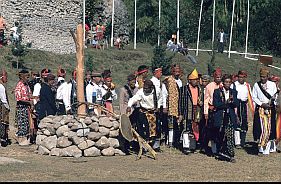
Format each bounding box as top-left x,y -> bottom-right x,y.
70,24 -> 86,117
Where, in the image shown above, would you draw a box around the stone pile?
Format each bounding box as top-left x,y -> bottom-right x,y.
36,115 -> 125,158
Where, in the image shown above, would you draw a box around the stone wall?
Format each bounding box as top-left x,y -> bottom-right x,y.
1,0 -> 129,54
36,115 -> 125,158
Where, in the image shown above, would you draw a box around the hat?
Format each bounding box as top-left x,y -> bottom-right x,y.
260,68 -> 269,77
238,70 -> 247,77
201,74 -> 210,80
137,65 -> 149,75
188,69 -> 199,80
213,68 -> 222,77
127,74 -> 136,81
57,66 -> 66,78
91,71 -> 102,77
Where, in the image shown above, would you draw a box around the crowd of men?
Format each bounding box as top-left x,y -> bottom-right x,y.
0,65 -> 280,163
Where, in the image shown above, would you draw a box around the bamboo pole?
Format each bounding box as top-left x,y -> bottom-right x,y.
71,24 -> 87,117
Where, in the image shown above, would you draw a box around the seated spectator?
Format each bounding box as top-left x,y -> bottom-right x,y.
115,35 -> 124,50
10,21 -> 20,45
92,36 -> 100,49
166,38 -> 177,52
0,13 -> 6,47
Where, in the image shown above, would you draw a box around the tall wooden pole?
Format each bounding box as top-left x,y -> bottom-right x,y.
71,24 -> 86,117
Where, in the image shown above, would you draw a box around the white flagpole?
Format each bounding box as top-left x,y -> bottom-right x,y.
158,0 -> 161,46
111,0 -> 115,47
228,0 -> 235,58
245,0 -> 249,58
196,0 -> 204,56
83,0 -> 85,45
212,0 -> 216,50
134,0 -> 137,49
177,0 -> 179,44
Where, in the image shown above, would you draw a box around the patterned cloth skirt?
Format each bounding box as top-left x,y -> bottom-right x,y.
15,104 -> 31,137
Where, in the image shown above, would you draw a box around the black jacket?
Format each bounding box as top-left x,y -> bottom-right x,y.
39,83 -> 57,120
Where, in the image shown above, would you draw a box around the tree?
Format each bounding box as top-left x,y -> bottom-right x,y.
151,45 -> 174,75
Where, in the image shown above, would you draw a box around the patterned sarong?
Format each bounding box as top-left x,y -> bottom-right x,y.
15,104 -> 31,137
140,109 -> 157,137
258,107 -> 271,147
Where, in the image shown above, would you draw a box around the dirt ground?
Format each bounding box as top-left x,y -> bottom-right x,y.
0,127 -> 281,182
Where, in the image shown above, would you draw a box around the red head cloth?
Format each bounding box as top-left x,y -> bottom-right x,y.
213,68 -> 222,77
270,75 -> 280,82
238,70 -> 247,77
57,66 -> 66,78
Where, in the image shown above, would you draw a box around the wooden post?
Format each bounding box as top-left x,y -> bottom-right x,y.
70,24 -> 87,117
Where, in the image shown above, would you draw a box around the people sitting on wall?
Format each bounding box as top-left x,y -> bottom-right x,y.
0,13 -> 7,47
166,37 -> 177,52
115,35 -> 124,50
91,36 -> 100,49
10,21 -> 21,45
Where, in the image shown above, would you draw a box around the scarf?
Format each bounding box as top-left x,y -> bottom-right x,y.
165,76 -> 179,118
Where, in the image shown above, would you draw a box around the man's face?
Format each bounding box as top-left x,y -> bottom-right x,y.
22,74 -> 30,83
238,75 -> 245,84
142,71 -> 148,80
214,75 -> 222,84
223,78 -> 232,90
104,78 -> 112,88
49,79 -> 55,86
94,76 -> 101,84
128,79 -> 136,88
154,69 -> 162,79
1,72 -> 7,83
86,74 -> 91,81
260,75 -> 268,84
202,79 -> 209,88
143,84 -> 153,95
189,79 -> 198,87
173,68 -> 181,79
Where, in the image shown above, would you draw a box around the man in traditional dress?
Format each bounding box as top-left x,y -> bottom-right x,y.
15,70 -> 33,146
150,67 -> 164,151
38,74 -> 57,120
213,74 -> 238,163
204,68 -> 223,155
0,69 -> 10,146
230,70 -> 252,148
119,74 -> 138,154
127,80 -> 158,148
56,67 -> 68,115
162,64 -> 183,148
101,70 -> 117,114
135,65 -> 149,89
179,69 -> 204,154
252,68 -> 278,155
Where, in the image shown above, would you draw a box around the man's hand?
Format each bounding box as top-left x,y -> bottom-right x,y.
178,115 -> 183,123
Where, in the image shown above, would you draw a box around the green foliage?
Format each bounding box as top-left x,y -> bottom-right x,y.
151,45 -> 174,75
85,54 -> 94,72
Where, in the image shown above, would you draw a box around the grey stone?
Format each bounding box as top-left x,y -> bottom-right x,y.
91,116 -> 99,122
43,129 -> 51,136
114,149 -> 126,156
52,116 -> 63,123
60,145 -> 82,158
108,138 -> 120,148
36,134 -> 47,145
56,125 -> 70,137
112,121 -> 120,129
84,147 -> 101,157
46,125 -> 56,135
99,127 -> 110,136
95,136 -> 110,150
41,135 -> 58,150
77,140 -> 95,150
99,117 -> 114,128
71,136 -> 85,145
38,146 -> 50,155
38,122 -> 49,129
84,117 -> 92,125
77,128 -> 90,137
109,130 -> 119,138
40,117 -> 53,124
67,122 -> 74,128
57,136 -> 72,148
54,122 -> 62,129
89,122 -> 99,132
101,147 -> 115,156
87,132 -> 102,141
67,131 -> 77,139
50,148 -> 62,156
70,124 -> 79,131
109,117 -> 116,121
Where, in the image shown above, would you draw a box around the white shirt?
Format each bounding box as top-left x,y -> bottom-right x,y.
56,78 -> 69,110
175,78 -> 182,88
252,80 -> 277,106
86,83 -> 107,109
65,80 -> 77,111
150,76 -> 163,108
128,88 -> 155,110
223,88 -> 230,101
101,84 -> 117,101
0,83 -> 9,109
230,81 -> 251,101
33,83 -> 41,105
220,32 -> 224,43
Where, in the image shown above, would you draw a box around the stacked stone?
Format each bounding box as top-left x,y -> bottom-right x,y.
36,115 -> 125,158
